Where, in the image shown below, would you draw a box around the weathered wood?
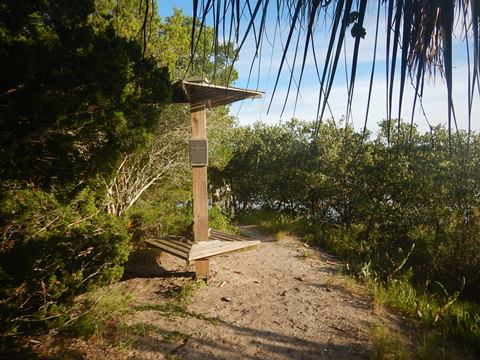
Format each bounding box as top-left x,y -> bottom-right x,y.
145,230 -> 260,262
195,258 -> 210,280
192,167 -> 209,241
209,229 -> 252,242
145,239 -> 190,260
191,102 -> 209,242
209,231 -> 235,242
172,77 -> 263,109
189,240 -> 261,261
191,101 -> 209,279
191,102 -> 207,138
169,78 -> 263,280
154,239 -> 191,252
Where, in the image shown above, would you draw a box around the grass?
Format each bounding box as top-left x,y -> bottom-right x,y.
369,278 -> 480,359
323,274 -> 367,296
129,279 -> 219,324
58,278 -> 215,357
208,205 -> 239,234
166,355 -> 186,360
164,279 -> 206,303
275,230 -> 290,241
298,249 -> 316,260
368,323 -> 412,360
237,210 -> 310,236
416,333 -> 468,360
368,321 -> 471,360
66,288 -> 134,338
128,322 -> 190,342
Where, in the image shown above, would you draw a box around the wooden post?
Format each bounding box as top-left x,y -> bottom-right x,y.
194,258 -> 210,280
191,102 -> 210,279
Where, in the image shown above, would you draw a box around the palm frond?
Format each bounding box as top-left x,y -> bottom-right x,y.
191,0 -> 480,141
364,0 -> 381,136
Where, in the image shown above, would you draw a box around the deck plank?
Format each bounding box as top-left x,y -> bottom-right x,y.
154,239 -> 192,252
189,240 -> 260,261
145,239 -> 190,260
210,229 -> 253,242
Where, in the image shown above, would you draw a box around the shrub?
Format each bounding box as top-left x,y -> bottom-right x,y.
225,120 -> 480,354
0,185 -> 131,339
208,206 -> 238,234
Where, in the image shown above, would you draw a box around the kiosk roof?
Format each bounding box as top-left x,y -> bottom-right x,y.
172,77 -> 263,108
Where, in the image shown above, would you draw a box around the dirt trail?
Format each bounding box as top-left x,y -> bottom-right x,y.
114,226 -> 410,360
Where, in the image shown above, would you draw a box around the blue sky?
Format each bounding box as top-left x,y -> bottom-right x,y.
159,2 -> 479,133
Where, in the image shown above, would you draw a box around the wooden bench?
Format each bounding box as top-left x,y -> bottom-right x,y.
145,229 -> 261,263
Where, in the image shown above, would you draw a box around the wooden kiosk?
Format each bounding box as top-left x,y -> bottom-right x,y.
146,77 -> 262,279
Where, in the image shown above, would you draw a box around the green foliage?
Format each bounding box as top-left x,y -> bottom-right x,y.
207,107 -> 237,169
157,8 -> 238,84
111,7 -> 240,236
368,323 -> 412,360
371,278 -> 480,358
237,209 -> 310,235
0,0 -> 171,190
224,119 -> 480,353
208,206 -> 237,234
93,4 -> 239,86
225,119 -> 480,297
66,288 -> 189,350
0,185 -> 131,338
299,249 -> 316,260
67,288 -> 133,338
165,280 -> 207,303
0,0 -> 172,347
127,176 -> 193,238
0,0 -> 239,351
219,120 -> 313,213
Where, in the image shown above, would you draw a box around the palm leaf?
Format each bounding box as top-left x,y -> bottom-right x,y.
364,0 -> 381,136
191,0 -> 480,142
267,0 -> 303,113
346,0 -> 368,125
440,0 -> 454,150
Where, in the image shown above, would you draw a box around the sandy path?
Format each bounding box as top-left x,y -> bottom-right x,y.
118,226 -> 408,360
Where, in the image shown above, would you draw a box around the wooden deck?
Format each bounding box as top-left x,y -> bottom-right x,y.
145,230 -> 260,261
145,237 -> 193,261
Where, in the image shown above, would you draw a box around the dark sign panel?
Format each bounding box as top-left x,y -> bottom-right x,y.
189,139 -> 208,166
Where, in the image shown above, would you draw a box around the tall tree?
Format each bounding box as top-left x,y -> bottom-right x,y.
0,0 -> 170,191
0,0 -> 170,336
99,7 -> 239,215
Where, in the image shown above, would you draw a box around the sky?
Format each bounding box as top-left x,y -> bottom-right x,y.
159,1 -> 480,134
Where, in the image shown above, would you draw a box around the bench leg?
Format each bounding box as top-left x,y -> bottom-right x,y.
195,258 -> 210,280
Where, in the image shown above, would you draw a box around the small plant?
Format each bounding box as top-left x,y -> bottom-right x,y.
303,233 -> 316,243
323,274 -> 367,297
165,280 -> 206,303
66,289 -> 133,338
208,206 -> 238,234
299,249 -> 316,260
166,354 -> 185,360
275,230 -> 290,241
368,323 -> 412,359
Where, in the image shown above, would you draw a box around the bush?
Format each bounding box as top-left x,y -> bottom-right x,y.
0,185 -> 131,339
127,187 -> 193,241
224,120 -> 480,353
208,206 -> 238,234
